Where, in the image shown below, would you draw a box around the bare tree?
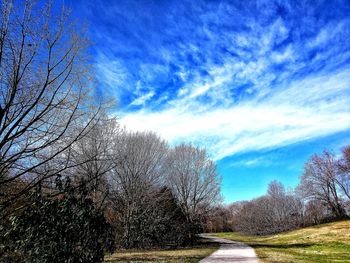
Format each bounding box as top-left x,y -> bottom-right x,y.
111,130 -> 168,193
302,199 -> 332,225
336,146 -> 350,202
232,181 -> 303,235
299,151 -> 348,219
165,143 -> 222,240
109,131 -> 168,248
0,0 -> 100,210
227,201 -> 247,231
203,205 -> 232,233
64,115 -> 119,207
267,180 -> 285,198
230,148 -> 350,235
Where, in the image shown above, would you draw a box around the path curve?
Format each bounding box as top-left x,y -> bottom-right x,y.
199,234 -> 260,263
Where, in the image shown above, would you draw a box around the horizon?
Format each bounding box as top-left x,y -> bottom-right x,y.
68,0 -> 350,203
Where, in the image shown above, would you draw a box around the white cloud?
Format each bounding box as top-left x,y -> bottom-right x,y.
309,20 -> 347,47
130,91 -> 155,106
93,6 -> 350,162
229,156 -> 271,167
95,53 -> 130,96
119,68 -> 350,161
271,45 -> 294,63
188,70 -> 232,99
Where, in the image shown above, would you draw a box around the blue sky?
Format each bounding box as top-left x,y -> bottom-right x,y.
70,0 -> 350,203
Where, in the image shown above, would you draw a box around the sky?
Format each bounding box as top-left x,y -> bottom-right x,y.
69,0 -> 350,203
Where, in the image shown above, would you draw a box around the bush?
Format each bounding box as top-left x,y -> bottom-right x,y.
4,177 -> 116,263
112,187 -> 190,249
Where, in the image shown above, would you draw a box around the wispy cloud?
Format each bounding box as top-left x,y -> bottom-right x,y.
81,0 -> 350,160
130,91 -> 155,106
119,68 -> 350,160
229,156 -> 272,168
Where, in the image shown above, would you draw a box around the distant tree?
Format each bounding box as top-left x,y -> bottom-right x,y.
233,196 -> 272,235
227,201 -> 247,231
3,177 -> 116,263
203,205 -> 233,233
267,180 -> 285,198
268,181 -> 303,228
230,147 -> 350,235
232,181 -> 303,235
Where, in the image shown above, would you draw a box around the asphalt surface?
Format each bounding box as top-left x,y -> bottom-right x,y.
199,235 -> 260,263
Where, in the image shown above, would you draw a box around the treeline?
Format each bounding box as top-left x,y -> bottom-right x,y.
1,118 -> 222,262
204,146 -> 350,235
105,127 -> 221,248
0,2 -> 222,262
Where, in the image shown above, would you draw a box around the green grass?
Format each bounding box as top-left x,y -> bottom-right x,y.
210,220 -> 350,263
104,239 -> 219,263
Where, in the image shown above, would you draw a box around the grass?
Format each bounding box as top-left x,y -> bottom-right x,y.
104,239 -> 219,263
210,220 -> 350,263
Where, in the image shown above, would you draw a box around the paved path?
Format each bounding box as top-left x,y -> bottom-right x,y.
199,234 -> 260,263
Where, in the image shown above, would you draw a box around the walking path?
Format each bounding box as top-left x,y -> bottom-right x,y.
199,235 -> 260,263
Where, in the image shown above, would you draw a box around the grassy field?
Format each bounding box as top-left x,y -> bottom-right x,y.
211,220 -> 350,263
104,239 -> 219,263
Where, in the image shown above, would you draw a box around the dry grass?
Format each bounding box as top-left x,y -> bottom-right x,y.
104,240 -> 219,263
211,220 -> 350,263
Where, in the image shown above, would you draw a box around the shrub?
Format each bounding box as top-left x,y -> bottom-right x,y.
4,178 -> 116,263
